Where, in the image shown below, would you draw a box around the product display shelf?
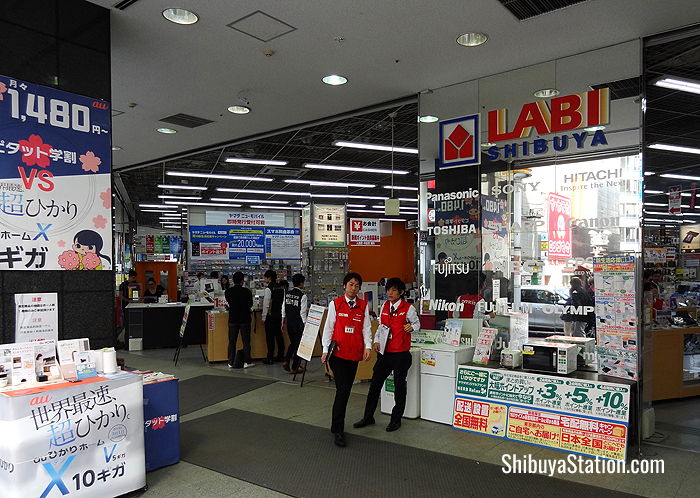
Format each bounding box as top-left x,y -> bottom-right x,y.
303,247 -> 349,306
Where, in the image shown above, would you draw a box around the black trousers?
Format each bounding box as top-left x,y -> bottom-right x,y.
329,355 -> 359,434
285,319 -> 303,369
363,350 -> 412,423
265,314 -> 284,360
228,321 -> 252,365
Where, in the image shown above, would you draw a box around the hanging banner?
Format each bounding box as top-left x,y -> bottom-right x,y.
301,206 -> 311,248
547,193 -> 571,259
13,292 -> 58,343
349,218 -> 380,246
0,75 -> 112,270
205,210 -> 284,227
669,185 -> 682,214
313,204 -> 346,247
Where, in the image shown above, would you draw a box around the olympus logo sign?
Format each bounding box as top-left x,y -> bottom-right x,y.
478,301 -> 594,316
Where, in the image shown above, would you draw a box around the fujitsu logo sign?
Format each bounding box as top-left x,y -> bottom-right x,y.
439,114 -> 480,169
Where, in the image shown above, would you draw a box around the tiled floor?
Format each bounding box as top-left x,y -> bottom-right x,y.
124,347 -> 699,497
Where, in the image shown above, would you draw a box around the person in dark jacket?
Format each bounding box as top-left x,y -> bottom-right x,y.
225,271 -> 255,368
262,270 -> 285,364
282,274 -> 308,373
569,277 -> 594,338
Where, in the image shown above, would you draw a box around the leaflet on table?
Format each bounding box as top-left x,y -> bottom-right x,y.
0,342 -> 35,386
443,319 -> 463,346
33,339 -> 61,379
473,327 -> 497,364
455,365 -> 631,422
597,347 -> 638,380
57,337 -> 90,378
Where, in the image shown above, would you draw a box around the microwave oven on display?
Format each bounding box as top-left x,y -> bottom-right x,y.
522,340 -> 577,374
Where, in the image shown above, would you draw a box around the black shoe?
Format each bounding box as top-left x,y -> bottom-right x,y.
353,417 -> 375,429
275,356 -> 284,363
262,359 -> 273,365
334,433 -> 346,447
386,421 -> 401,432
282,362 -> 290,372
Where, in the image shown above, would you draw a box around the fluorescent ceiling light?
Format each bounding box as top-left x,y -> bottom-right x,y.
296,202 -> 309,205
162,225 -> 184,229
383,185 -> 419,191
660,173 -> 700,181
322,74 -> 347,86
162,8 -> 198,25
682,213 -> 700,217
643,224 -> 661,227
112,145 -> 122,151
285,179 -> 376,188
228,105 -> 250,114
644,190 -> 664,194
217,187 -> 308,196
311,193 -> 388,200
418,115 -> 439,123
225,158 -> 288,166
347,209 -> 388,214
456,32 -> 488,47
249,205 -> 303,210
644,202 -> 666,207
164,201 -> 242,207
167,171 -> 273,182
654,76 -> 700,95
156,128 -> 177,134
645,218 -> 682,223
649,143 -> 700,155
644,171 -> 656,176
381,218 -> 408,222
584,125 -> 606,132
210,197 -> 288,204
141,209 -> 167,213
333,140 -> 418,154
158,195 -> 202,200
346,204 -> 366,208
533,88 -> 560,98
303,163 -> 409,175
399,197 -> 418,202
157,184 -> 207,191
139,203 -> 177,209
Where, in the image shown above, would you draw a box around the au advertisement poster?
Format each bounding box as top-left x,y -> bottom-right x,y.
0,75 -> 112,270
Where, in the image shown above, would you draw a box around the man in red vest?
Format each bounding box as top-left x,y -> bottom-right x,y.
353,277 -> 420,432
321,272 -> 372,447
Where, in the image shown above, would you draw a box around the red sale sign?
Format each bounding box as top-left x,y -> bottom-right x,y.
548,193 -> 571,259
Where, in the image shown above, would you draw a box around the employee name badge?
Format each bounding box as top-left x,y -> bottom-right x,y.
344,326 -> 355,334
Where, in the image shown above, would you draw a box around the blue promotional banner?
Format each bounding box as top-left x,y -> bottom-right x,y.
0,75 -> 112,270
189,226 -> 300,261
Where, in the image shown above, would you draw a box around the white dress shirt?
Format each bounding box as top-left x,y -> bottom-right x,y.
322,295 -> 372,353
383,300 -> 421,334
261,287 -> 271,320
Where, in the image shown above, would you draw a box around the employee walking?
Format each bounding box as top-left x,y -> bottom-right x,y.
262,269 -> 285,364
225,272 -> 255,368
321,272 -> 372,447
354,277 -> 420,432
282,273 -> 308,374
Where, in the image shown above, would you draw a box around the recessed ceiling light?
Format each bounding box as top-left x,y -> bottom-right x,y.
164,201 -> 242,208
249,205 -> 303,211
162,8 -> 198,25
322,74 -> 348,86
333,141 -> 418,154
157,127 -> 177,134
456,32 -> 488,47
533,88 -> 560,98
383,185 -> 419,191
112,145 -> 122,151
311,193 -> 388,200
225,158 -> 287,165
418,115 -> 439,123
217,187 -> 308,196
228,105 -> 251,114
139,203 -> 177,209
644,190 -> 664,194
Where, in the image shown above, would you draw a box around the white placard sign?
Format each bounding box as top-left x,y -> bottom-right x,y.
296,305 -> 325,361
313,204 -> 346,247
14,292 -> 58,343
205,210 -> 285,227
349,218 -> 381,246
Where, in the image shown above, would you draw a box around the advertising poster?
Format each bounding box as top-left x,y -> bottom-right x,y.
453,396 -> 507,437
0,374 -> 146,497
265,228 -> 300,259
681,224 -> 700,252
668,185 -> 682,214
313,204 -> 346,247
301,206 -> 311,248
14,292 -> 58,343
643,247 -> 666,263
480,195 -> 509,272
190,226 -> 300,261
0,75 -> 112,270
205,210 -> 285,227
297,304 -> 325,361
349,218 -> 380,246
547,193 -> 571,259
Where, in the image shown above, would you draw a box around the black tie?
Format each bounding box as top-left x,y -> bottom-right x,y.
348,300 -> 355,309
390,305 -> 396,314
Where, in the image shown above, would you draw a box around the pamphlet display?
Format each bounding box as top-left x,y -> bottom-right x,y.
472,327 -> 497,364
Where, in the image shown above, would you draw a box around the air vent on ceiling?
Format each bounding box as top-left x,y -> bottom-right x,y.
113,0 -> 142,10
498,0 -> 588,21
227,10 -> 297,42
259,166 -> 304,177
159,113 -> 214,128
591,77 -> 641,100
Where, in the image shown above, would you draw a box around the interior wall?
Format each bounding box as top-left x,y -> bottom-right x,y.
349,222 -> 416,284
0,0 -> 112,346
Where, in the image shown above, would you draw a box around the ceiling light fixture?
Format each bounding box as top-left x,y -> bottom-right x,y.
660,173 -> 700,181
157,184 -> 207,191
157,195 -> 202,200
533,88 -> 560,98
311,193 -> 388,200
654,76 -> 700,95
322,74 -> 348,86
112,145 -> 122,151
346,204 -> 366,208
139,203 -> 177,209
649,143 -> 700,155
296,202 -> 309,206
481,142 -> 496,148
380,218 -> 409,222
644,202 -> 667,207
227,105 -> 251,114
644,190 -> 664,194
249,205 -> 303,210
217,187 -> 308,196
156,128 -> 177,134
644,171 -> 656,176
210,197 -> 289,204
164,201 -> 242,207
383,185 -> 418,191
456,32 -> 488,47
225,158 -> 288,165
141,209 -> 167,213
584,125 -> 606,132
333,140 -> 418,154
399,197 -> 418,202
303,163 -> 409,175
284,179 -> 376,188
418,115 -> 439,123
162,8 -> 198,25
162,225 -> 184,229
167,171 -> 273,182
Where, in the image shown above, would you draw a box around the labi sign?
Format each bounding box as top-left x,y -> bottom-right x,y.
439,88 -> 610,169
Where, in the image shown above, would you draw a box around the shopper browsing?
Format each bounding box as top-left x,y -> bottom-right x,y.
321,272 -> 372,448
354,277 -> 420,433
282,274 -> 308,374
262,270 -> 285,365
225,272 -> 255,369
142,278 -> 165,303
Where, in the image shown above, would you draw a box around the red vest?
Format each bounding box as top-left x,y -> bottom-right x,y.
456,294 -> 482,318
331,296 -> 367,362
381,299 -> 412,353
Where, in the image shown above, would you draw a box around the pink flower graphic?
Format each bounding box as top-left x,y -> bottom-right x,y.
80,151 -> 102,173
82,252 -> 101,270
100,188 -> 112,209
0,82 -> 6,100
93,214 -> 107,229
57,240 -> 66,248
58,250 -> 80,270
18,134 -> 53,168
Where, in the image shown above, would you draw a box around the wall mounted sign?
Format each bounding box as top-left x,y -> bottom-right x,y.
205,210 -> 285,227
439,114 -> 480,169
349,218 -> 380,246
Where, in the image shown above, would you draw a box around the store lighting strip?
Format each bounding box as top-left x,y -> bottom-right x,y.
163,201 -> 242,207
660,173 -> 700,181
383,185 -> 419,191
333,140 -> 419,154
217,187 -> 308,196
654,76 -> 700,95
139,203 -> 178,209
157,184 -> 207,190
285,179 -> 376,188
249,205 -> 303,210
225,158 -> 288,165
210,197 -> 289,204
648,143 -> 700,155
303,163 -> 410,175
167,171 -> 273,182
311,193 -> 389,200
158,195 -> 202,200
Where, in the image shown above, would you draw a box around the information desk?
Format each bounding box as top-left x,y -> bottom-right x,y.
126,302 -> 213,349
650,326 -> 700,400
0,373 -> 146,497
453,363 -> 637,462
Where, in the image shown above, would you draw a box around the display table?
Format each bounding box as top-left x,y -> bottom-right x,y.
0,373 -> 146,497
650,326 -> 700,400
126,302 -> 213,349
